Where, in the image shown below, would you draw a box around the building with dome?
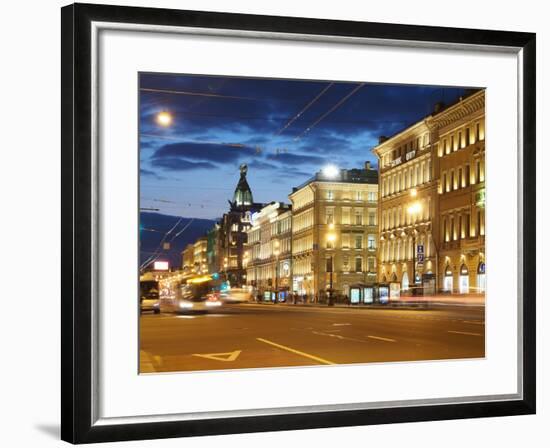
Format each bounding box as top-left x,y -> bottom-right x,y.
218,164 -> 265,287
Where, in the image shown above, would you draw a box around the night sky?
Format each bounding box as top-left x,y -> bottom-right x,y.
139,74 -> 467,220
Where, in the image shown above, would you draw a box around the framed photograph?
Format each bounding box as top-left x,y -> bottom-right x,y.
61,2 -> 536,444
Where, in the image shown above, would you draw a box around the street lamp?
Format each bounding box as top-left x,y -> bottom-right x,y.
326,230 -> 336,306
407,191 -> 423,293
156,111 -> 173,127
273,240 -> 280,304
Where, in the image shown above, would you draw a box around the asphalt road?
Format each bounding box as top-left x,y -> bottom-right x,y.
139,304 -> 485,373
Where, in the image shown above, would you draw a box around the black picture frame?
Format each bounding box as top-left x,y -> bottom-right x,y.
61,2 -> 536,444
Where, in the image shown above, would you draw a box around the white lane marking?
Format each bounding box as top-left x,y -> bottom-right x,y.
448,330 -> 482,336
192,350 -> 242,362
175,315 -> 196,319
312,330 -> 366,343
256,338 -> 335,365
332,323 -> 351,326
367,335 -> 396,343
140,350 -> 163,372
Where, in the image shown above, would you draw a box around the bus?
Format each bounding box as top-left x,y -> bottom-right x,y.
139,279 -> 160,314
159,274 -> 226,313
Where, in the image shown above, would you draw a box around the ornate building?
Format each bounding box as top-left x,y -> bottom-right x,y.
373,90 -> 485,295
218,164 -> 264,287
244,202 -> 292,301
288,163 -> 378,302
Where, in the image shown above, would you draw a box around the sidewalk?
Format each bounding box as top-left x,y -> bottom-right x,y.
245,294 -> 485,310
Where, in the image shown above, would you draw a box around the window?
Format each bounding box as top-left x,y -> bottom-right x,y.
325,209 -> 334,225
368,211 -> 376,226
465,214 -> 471,238
367,257 -> 375,272
355,235 -> 363,249
466,127 -> 471,145
355,210 -> 363,225
342,207 -> 350,225
355,256 -> 363,272
458,167 -> 463,188
450,169 -> 455,191
458,131 -> 463,148
342,256 -> 349,272
476,160 -> 481,184
356,191 -> 363,201
476,123 -> 480,141
465,164 -> 471,186
451,135 -> 455,151
327,238 -> 335,249
367,234 -> 376,249
459,215 -> 463,239
443,218 -> 448,242
442,173 -> 446,193
341,233 -> 350,249
444,139 -> 449,154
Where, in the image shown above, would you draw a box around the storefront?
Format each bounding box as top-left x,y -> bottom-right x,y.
477,262 -> 486,293
422,273 -> 436,295
443,265 -> 453,292
349,284 -> 375,304
459,264 -> 469,294
378,285 -> 389,304
401,272 -> 409,291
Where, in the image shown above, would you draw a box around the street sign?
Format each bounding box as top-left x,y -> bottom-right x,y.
417,253 -> 425,263
417,244 -> 424,255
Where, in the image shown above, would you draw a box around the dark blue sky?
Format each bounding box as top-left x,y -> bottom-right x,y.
139,74 -> 467,219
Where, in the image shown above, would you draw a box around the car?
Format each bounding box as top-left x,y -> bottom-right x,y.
220,288 -> 252,304
176,283 -> 223,313
177,294 -> 223,313
140,295 -> 160,314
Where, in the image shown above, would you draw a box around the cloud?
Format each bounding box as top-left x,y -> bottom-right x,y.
140,168 -> 165,179
151,141 -> 257,164
247,160 -> 279,170
266,152 -> 326,166
150,158 -> 216,171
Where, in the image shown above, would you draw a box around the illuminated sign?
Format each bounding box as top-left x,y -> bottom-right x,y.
405,150 -> 416,161
153,261 -> 169,271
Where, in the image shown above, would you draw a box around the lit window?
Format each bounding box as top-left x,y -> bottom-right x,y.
355,235 -> 363,249
327,190 -> 334,200
367,235 -> 376,249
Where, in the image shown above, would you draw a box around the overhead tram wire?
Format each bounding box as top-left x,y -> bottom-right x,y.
274,82 -> 333,136
293,83 -> 365,141
140,217 -> 197,271
139,215 -> 184,270
139,87 -> 258,101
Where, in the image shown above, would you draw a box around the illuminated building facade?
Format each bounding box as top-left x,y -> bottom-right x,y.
219,164 -> 264,287
193,236 -> 208,275
288,163 -> 378,301
434,92 -> 485,294
244,202 -> 292,301
373,90 -> 485,294
181,243 -> 195,274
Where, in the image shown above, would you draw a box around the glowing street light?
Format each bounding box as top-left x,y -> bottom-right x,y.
407,201 -> 422,216
156,111 -> 173,127
322,164 -> 339,179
